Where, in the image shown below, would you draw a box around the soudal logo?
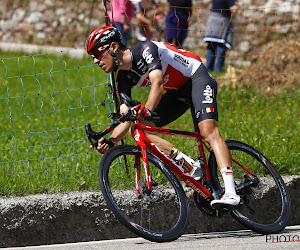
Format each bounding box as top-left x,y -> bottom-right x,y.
202,85 -> 213,104
142,47 -> 154,64
174,54 -> 190,68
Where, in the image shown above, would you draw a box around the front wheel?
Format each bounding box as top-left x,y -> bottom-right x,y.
99,145 -> 189,242
208,140 -> 291,234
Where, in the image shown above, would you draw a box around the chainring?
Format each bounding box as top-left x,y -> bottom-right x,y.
193,192 -> 218,217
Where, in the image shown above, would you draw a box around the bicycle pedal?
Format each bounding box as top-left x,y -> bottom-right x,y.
211,203 -> 234,211
215,209 -> 226,217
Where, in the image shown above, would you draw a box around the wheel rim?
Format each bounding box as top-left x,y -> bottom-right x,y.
210,142 -> 290,231
101,148 -> 188,239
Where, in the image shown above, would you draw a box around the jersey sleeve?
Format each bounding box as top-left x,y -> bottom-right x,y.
140,41 -> 162,74
116,70 -> 135,99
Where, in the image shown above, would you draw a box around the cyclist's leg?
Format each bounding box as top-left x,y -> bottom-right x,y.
198,120 -> 231,169
134,119 -> 174,154
131,89 -> 190,155
215,43 -> 226,73
206,42 -> 216,72
154,88 -> 191,128
191,64 -> 240,206
191,65 -> 226,166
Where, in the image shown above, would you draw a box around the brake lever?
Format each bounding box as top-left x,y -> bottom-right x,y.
87,135 -> 97,151
108,113 -> 122,120
85,124 -> 104,150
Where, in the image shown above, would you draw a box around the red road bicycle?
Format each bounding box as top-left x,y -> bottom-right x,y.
85,93 -> 290,242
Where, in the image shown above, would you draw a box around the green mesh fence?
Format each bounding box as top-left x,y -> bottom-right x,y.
0,48 -> 114,194
1,2 -> 300,196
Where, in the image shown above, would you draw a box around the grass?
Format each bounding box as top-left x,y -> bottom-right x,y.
0,49 -> 112,195
0,50 -> 299,196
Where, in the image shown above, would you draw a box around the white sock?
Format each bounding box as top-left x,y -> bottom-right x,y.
220,167 -> 237,195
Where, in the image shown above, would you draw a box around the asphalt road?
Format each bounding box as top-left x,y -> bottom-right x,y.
6,225 -> 300,250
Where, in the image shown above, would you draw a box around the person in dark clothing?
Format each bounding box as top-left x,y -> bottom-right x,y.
165,0 -> 192,49
204,0 -> 237,73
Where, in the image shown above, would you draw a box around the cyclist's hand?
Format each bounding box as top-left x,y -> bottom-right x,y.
132,104 -> 152,120
89,137 -> 115,154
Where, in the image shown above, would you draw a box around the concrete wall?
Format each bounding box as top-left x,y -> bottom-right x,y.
0,0 -> 298,51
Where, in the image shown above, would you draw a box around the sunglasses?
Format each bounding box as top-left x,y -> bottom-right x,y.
90,45 -> 108,59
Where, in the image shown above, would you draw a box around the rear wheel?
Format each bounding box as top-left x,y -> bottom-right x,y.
99,145 -> 189,242
209,140 -> 290,234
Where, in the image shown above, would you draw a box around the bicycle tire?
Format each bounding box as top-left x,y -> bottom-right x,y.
208,140 -> 290,234
99,145 -> 189,242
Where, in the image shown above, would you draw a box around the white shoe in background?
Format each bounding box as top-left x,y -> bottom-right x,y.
135,27 -> 147,42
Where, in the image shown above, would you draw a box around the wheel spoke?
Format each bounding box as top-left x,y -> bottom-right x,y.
99,146 -> 189,242
209,140 -> 290,234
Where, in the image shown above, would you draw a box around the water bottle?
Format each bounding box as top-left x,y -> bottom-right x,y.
191,156 -> 205,181
174,154 -> 194,174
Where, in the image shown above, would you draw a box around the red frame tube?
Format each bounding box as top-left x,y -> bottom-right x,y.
133,122 -> 212,200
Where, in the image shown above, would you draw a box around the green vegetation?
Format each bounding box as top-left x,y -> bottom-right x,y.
0,50 -> 299,196
0,50 -> 111,195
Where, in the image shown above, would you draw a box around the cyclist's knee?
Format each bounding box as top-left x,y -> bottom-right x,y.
202,130 -> 221,145
199,120 -> 221,144
120,103 -> 129,113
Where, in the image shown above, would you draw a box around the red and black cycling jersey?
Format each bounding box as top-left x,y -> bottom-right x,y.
117,40 -> 218,125
116,41 -> 202,98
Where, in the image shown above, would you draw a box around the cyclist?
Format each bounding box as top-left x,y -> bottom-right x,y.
85,26 -> 240,207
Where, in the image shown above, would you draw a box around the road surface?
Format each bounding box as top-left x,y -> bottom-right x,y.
7,225 -> 300,250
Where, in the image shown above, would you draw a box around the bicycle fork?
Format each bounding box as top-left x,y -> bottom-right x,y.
133,129 -> 153,199
134,155 -> 141,198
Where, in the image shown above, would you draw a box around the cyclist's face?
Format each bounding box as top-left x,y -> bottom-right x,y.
91,45 -> 114,73
91,47 -> 106,60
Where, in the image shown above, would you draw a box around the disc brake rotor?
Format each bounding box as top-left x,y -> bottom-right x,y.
138,179 -> 159,202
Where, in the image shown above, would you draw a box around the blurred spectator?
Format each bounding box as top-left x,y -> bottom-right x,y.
109,0 -> 135,46
152,4 -> 166,42
165,0 -> 192,49
204,0 -> 238,73
132,0 -> 158,42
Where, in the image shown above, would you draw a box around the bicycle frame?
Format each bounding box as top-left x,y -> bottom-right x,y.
132,121 -> 214,201
85,98 -> 255,202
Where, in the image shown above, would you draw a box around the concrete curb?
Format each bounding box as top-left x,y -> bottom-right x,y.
0,175 -> 299,248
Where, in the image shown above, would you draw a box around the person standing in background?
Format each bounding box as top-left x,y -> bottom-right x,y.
165,0 -> 192,49
131,0 -> 154,42
204,0 -> 238,73
131,0 -> 165,42
109,0 -> 135,46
